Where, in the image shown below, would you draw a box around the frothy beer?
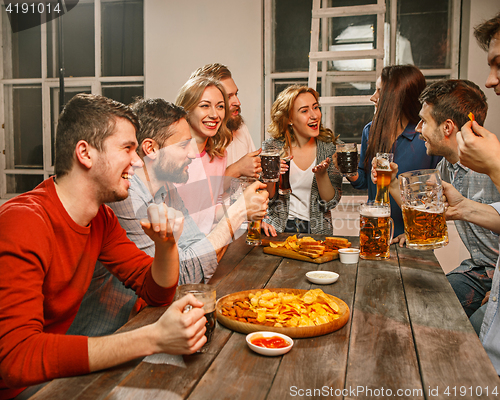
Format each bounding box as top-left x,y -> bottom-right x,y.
402,204 -> 448,249
359,206 -> 393,260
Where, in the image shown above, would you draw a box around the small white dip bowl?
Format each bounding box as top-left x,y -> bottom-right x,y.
246,331 -> 294,356
306,270 -> 339,284
338,248 -> 360,264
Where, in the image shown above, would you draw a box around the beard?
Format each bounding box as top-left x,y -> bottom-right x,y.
153,151 -> 191,184
226,109 -> 244,132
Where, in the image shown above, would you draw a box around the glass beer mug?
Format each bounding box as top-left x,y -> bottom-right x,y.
336,143 -> 358,177
399,169 -> 449,250
359,202 -> 394,260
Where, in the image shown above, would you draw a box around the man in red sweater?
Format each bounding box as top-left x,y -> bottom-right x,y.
0,94 -> 207,399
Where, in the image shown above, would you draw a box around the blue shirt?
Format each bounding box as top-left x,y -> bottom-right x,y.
437,159 -> 500,275
479,202 -> 500,374
67,174 -> 217,337
350,122 -> 442,236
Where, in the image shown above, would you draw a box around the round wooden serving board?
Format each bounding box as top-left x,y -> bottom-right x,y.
216,288 -> 350,338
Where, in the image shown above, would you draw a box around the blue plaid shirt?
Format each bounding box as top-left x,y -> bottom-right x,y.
479,202 -> 500,374
437,159 -> 500,276
67,174 -> 217,337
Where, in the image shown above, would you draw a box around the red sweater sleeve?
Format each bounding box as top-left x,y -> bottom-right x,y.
0,203 -> 90,390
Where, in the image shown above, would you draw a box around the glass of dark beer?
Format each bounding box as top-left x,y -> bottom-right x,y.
260,142 -> 280,182
279,147 -> 292,195
336,143 -> 358,177
175,283 -> 217,352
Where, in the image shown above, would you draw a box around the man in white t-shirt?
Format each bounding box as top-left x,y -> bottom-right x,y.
190,63 -> 261,179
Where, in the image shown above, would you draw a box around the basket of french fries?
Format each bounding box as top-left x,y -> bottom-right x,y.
216,288 -> 349,338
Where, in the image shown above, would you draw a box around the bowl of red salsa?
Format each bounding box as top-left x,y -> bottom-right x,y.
246,331 -> 294,356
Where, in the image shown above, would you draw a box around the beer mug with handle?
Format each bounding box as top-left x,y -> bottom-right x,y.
359,202 -> 394,260
399,169 -> 449,250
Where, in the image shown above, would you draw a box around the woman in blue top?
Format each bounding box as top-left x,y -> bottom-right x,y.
347,65 -> 441,237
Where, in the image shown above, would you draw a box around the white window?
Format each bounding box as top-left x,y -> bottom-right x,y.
264,0 -> 461,142
0,0 -> 144,198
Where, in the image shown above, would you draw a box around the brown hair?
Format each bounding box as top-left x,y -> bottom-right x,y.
419,79 -> 487,128
175,76 -> 231,160
190,63 -> 232,81
55,93 -> 139,178
364,65 -> 426,169
268,85 -> 337,151
129,98 -> 187,155
474,12 -> 500,51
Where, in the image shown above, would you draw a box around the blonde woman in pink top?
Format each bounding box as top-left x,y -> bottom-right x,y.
174,76 -> 233,234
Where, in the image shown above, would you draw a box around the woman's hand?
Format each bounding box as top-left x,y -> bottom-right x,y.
392,233 -> 406,247
312,157 -> 330,176
261,220 -> 277,237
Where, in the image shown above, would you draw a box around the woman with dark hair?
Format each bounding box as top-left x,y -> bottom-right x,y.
346,65 -> 441,237
262,85 -> 342,235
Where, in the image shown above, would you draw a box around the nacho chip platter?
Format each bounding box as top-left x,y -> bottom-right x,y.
216,288 -> 350,338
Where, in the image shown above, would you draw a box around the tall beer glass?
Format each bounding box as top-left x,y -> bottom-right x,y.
279,147 -> 292,195
359,202 -> 394,260
374,153 -> 394,204
399,169 -> 448,250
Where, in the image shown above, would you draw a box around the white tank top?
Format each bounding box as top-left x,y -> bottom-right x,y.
288,159 -> 315,221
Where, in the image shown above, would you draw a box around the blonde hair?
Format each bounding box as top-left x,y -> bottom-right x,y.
175,76 -> 231,160
268,85 -> 337,151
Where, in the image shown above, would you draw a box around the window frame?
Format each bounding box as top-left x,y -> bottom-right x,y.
0,0 -> 144,200
264,0 -> 461,137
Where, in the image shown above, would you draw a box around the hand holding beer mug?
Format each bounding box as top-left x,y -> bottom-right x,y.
374,153 -> 393,204
175,284 -> 216,353
359,202 -> 394,260
399,169 -> 449,250
336,143 -> 358,177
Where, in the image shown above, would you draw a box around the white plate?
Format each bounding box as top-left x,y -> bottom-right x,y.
246,331 -> 294,356
306,271 -> 339,285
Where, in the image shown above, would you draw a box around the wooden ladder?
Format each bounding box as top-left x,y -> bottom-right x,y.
308,0 -> 386,107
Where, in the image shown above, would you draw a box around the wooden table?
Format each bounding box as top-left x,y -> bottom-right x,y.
28,233 -> 500,400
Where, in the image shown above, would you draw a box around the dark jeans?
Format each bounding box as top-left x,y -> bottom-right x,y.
284,218 -> 310,234
447,267 -> 492,318
470,303 -> 487,336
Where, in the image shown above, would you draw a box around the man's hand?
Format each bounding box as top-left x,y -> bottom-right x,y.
442,181 -> 465,221
152,294 -> 207,354
262,220 -> 277,237
233,149 -> 262,179
243,181 -> 269,221
140,203 -> 184,244
457,121 -> 500,176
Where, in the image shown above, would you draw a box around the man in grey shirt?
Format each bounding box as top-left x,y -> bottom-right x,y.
415,79 -> 500,317
69,99 -> 268,336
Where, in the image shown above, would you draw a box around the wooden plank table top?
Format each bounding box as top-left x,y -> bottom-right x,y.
27,233 -> 500,400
